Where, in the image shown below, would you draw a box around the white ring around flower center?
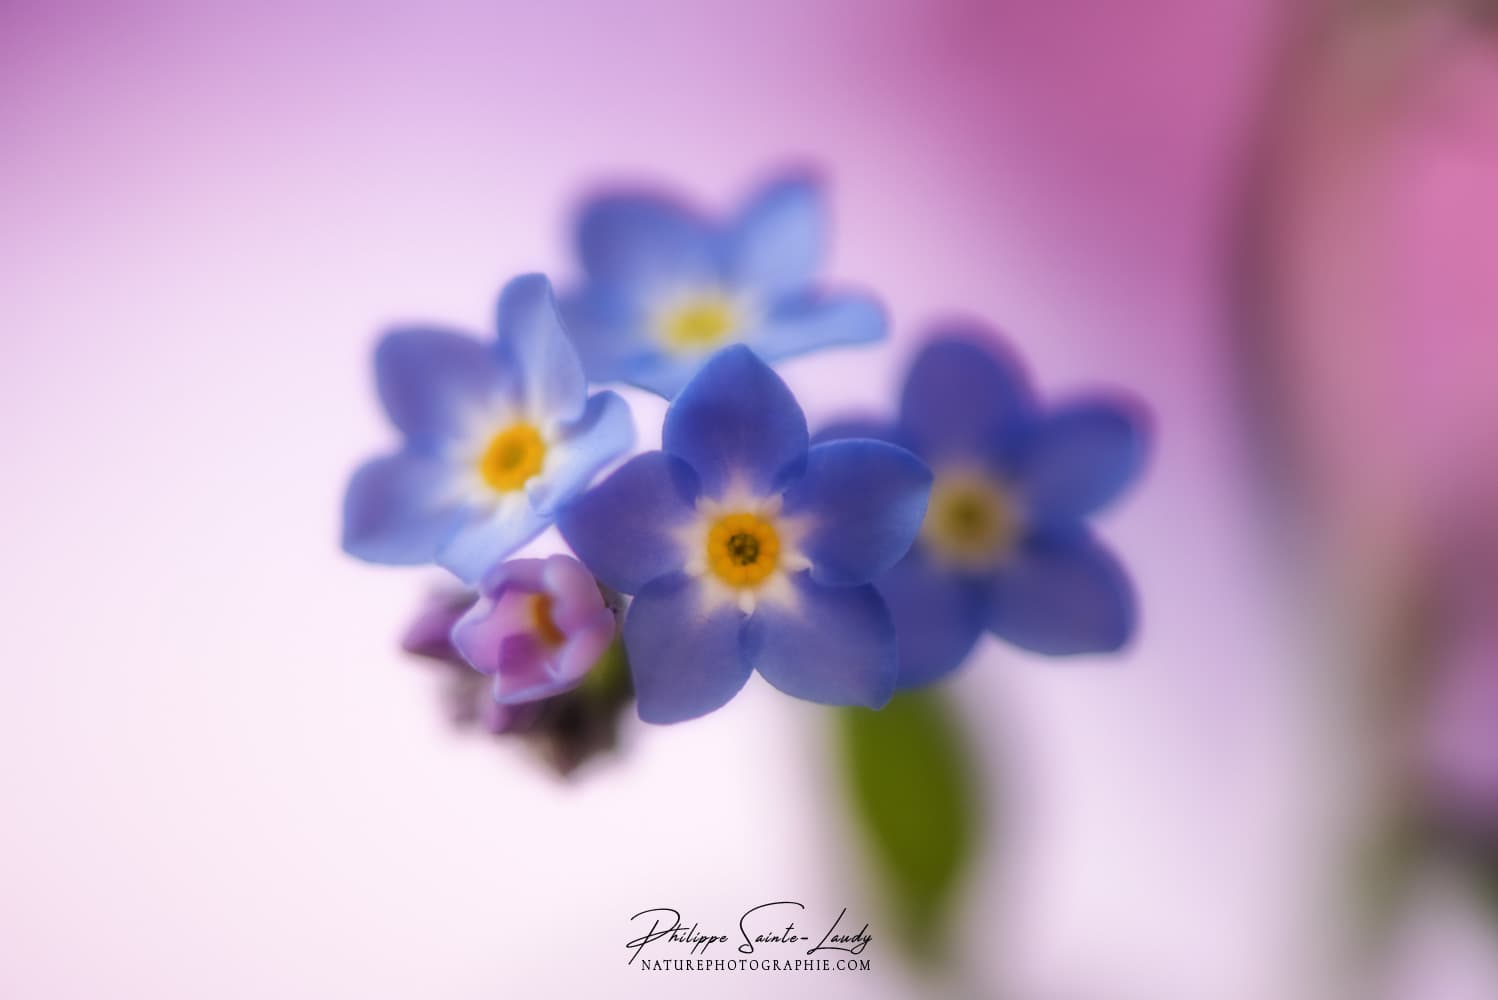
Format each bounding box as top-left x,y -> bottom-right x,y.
447,396 -> 561,508
675,479 -> 812,615
650,286 -> 762,355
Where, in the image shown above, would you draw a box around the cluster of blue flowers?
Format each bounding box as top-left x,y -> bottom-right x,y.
344,171 -> 1149,729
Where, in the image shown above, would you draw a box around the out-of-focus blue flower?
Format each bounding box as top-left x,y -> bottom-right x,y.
820,328 -> 1149,688
452,555 -> 618,706
559,171 -> 887,398
342,274 -> 634,584
559,345 -> 931,724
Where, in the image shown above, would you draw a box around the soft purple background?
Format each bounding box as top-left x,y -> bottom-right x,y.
3,2 -> 1492,998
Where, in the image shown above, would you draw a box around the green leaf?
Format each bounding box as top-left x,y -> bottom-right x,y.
581,638 -> 632,701
1355,815 -> 1426,941
837,688 -> 982,964
1474,848 -> 1498,925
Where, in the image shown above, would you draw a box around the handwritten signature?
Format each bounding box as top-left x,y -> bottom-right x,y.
626,902 -> 872,965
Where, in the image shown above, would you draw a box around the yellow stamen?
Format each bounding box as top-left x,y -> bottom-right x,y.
529,594 -> 565,648
705,512 -> 781,587
478,423 -> 546,492
921,471 -> 1019,570
660,294 -> 738,351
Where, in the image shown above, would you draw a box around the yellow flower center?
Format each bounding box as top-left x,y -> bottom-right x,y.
529,593 -> 566,648
660,294 -> 739,351
705,512 -> 781,587
921,471 -> 1020,570
477,423 -> 546,492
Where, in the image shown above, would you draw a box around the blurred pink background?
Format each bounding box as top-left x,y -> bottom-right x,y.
3,2 -> 1494,998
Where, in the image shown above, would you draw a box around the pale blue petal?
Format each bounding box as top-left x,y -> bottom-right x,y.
753,291 -> 886,362
781,440 -> 931,586
614,354 -> 709,400
557,287 -> 654,385
341,451 -> 465,565
742,575 -> 896,709
986,529 -> 1136,655
375,329 -> 504,448
575,190 -> 720,300
435,502 -> 551,586
526,390 -> 635,516
557,451 -> 700,595
662,345 -> 808,496
726,172 -> 824,298
494,274 -> 588,424
624,573 -> 752,724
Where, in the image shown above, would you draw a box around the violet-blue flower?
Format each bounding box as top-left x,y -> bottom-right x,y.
342,274 -> 634,583
452,555 -> 619,706
559,171 -> 886,398
559,345 -> 931,724
820,328 -> 1149,688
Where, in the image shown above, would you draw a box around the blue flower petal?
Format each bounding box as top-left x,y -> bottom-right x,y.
494,274 -> 589,425
726,172 -> 824,298
576,190 -> 719,300
1014,397 -> 1150,523
986,529 -> 1136,655
611,355 -> 708,400
624,573 -> 752,723
557,451 -> 701,594
753,291 -> 886,362
662,345 -> 809,497
878,548 -> 988,689
557,287 -> 653,385
375,329 -> 504,448
435,501 -> 550,586
526,390 -> 635,517
781,440 -> 931,586
741,575 -> 896,709
900,330 -> 1035,463
341,452 -> 466,565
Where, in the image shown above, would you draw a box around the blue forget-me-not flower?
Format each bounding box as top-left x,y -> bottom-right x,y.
559,171 -> 887,398
342,274 -> 634,583
819,328 -> 1149,688
559,345 -> 931,723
